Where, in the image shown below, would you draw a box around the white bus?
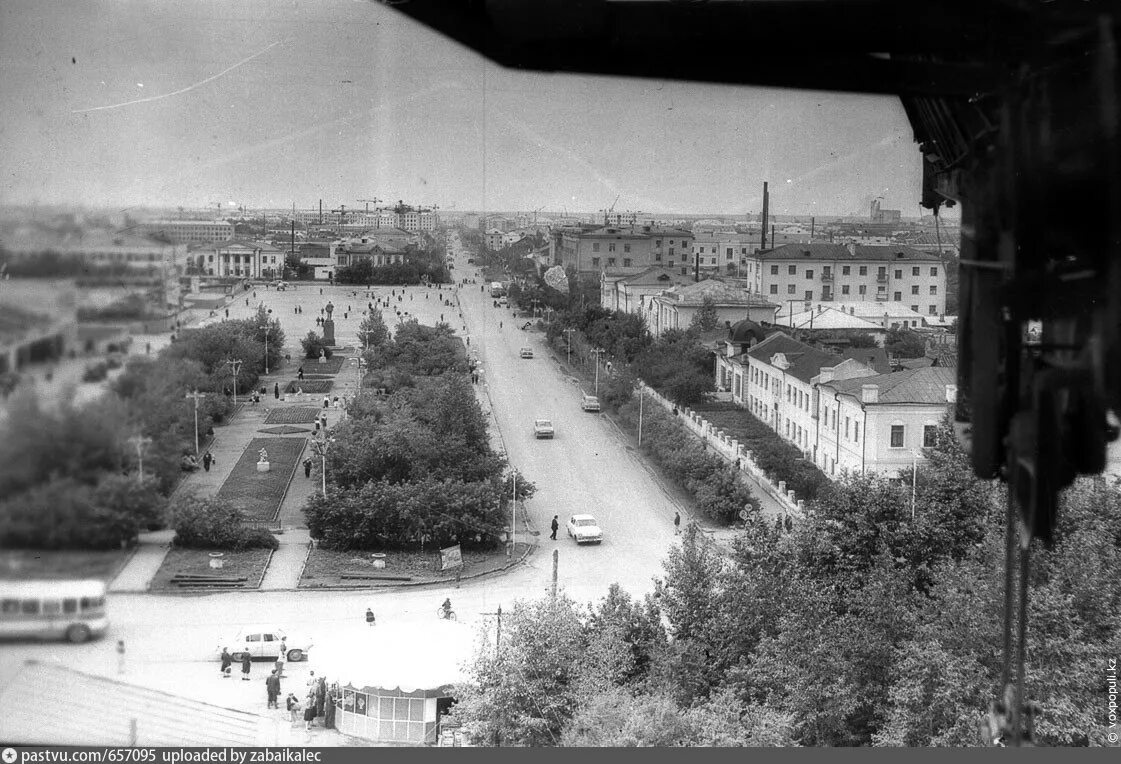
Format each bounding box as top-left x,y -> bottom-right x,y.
0,579 -> 109,643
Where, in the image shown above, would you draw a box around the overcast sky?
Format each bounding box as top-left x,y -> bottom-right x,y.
0,0 -> 940,218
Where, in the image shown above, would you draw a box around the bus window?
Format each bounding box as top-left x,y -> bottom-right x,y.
21,600 -> 40,615
43,600 -> 61,615
80,597 -> 103,611
1,599 -> 18,615
63,599 -> 78,614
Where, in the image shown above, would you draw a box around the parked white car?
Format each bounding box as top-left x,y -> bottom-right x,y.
217,627 -> 312,662
581,394 -> 601,412
566,514 -> 603,544
533,418 -> 555,439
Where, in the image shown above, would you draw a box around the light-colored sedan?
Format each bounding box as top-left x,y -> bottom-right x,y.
217,627 -> 313,662
567,514 -> 603,545
533,418 -> 555,439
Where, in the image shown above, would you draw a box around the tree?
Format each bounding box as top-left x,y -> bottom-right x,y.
357,309 -> 390,349
300,330 -> 333,359
884,329 -> 926,358
690,296 -> 720,331
171,493 -> 278,550
448,594 -> 589,746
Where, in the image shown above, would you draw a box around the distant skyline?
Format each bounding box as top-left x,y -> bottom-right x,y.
0,0 -> 956,219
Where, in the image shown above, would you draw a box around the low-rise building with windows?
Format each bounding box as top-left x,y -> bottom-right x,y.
646,280 -> 779,337
600,267 -> 693,315
199,240 -> 284,279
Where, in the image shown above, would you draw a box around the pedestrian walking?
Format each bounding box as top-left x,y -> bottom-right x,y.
241,649 -> 252,681
322,396 -> 330,409
145,342 -> 151,355
304,694 -> 316,731
303,457 -> 312,479
202,451 -> 213,472
266,669 -> 281,709
288,694 -> 302,725
220,647 -> 232,678
116,639 -> 126,675
297,366 -> 304,381
365,607 -> 376,627
274,382 -> 280,399
276,641 -> 287,677
674,511 -> 681,535
225,308 -> 229,318
550,515 -> 559,540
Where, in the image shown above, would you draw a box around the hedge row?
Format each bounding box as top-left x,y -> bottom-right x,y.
613,398 -> 754,525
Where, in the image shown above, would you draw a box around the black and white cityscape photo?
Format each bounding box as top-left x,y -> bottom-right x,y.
1,0 -> 1119,750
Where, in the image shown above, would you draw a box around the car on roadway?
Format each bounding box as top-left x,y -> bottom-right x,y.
519,347 -> 534,358
216,627 -> 313,662
581,394 -> 601,412
533,418 -> 555,439
567,514 -> 603,545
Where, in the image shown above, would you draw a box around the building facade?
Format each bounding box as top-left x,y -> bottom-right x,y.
136,220 -> 234,245
554,225 -> 694,276
645,280 -> 779,337
199,240 -> 284,278
745,243 -> 946,317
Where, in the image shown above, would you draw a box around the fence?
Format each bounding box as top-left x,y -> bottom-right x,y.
636,381 -> 804,515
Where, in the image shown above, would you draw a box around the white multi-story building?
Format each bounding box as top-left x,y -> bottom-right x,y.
689,230 -> 758,276
135,220 -> 234,245
745,242 -> 946,317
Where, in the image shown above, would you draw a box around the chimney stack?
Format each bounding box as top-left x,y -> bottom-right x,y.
761,182 -> 769,250
861,384 -> 879,403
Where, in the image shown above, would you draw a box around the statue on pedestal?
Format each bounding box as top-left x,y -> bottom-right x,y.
318,348 -> 327,364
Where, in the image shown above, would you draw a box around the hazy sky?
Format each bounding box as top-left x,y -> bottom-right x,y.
0,0 -> 938,217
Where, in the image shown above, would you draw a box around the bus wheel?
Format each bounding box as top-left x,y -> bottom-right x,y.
287,649 -> 304,662
66,624 -> 91,644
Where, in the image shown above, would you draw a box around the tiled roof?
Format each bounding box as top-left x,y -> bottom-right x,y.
746,332 -> 867,384
778,307 -> 884,332
0,661 -> 265,746
839,347 -> 892,374
758,243 -> 941,262
827,366 -> 956,404
777,300 -> 927,322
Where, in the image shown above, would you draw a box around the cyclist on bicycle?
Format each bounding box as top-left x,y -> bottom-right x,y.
440,598 -> 453,619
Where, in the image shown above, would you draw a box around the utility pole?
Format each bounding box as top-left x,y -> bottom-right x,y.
184,390 -> 205,455
510,471 -> 517,556
127,435 -> 152,483
481,606 -> 503,658
311,437 -> 334,499
551,549 -> 558,603
563,328 -> 575,366
224,358 -> 243,405
637,385 -> 644,446
592,348 -> 605,395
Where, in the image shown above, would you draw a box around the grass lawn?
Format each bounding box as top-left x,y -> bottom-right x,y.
0,549 -> 132,581
216,437 -> 307,522
284,380 -> 333,395
299,543 -> 533,588
149,547 -> 273,591
296,355 -> 346,375
265,407 -> 323,424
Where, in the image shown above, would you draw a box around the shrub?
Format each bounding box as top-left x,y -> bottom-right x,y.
171,494 -> 279,550
301,331 -> 333,360
82,362 -> 109,382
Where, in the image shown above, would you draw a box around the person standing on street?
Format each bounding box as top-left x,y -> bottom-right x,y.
550,515 -> 559,540
116,640 -> 126,675
220,647 -> 232,678
202,451 -> 213,472
241,649 -> 252,681
674,511 -> 681,535
274,382 -> 280,399
276,641 -> 287,677
365,607 -> 376,627
304,457 -> 312,478
266,669 -> 281,709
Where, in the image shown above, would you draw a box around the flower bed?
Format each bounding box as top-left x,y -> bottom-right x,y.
148,547 -> 273,591
298,356 -> 346,375
284,380 -> 333,395
298,544 -> 533,588
215,437 -> 306,523
265,407 -> 323,425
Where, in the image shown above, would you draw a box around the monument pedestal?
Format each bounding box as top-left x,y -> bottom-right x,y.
322,319 -> 335,346
257,461 -> 270,473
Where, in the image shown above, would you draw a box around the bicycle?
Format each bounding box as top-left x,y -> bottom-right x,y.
436,607 -> 457,621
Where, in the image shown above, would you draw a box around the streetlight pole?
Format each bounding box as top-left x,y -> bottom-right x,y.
311,437 -> 334,499
637,384 -> 644,446
127,435 -> 152,483
225,358 -> 242,405
563,328 -> 575,366
911,449 -> 920,521
511,471 -> 517,556
184,390 -> 205,455
259,323 -> 270,375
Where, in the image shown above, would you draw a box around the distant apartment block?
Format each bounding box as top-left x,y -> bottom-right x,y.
745,242 -> 946,317
135,220 -> 234,245
553,224 -> 695,276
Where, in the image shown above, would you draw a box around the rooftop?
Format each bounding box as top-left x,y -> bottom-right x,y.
746,332 -> 871,384
827,366 -> 957,404
658,279 -> 780,308
758,242 -> 941,262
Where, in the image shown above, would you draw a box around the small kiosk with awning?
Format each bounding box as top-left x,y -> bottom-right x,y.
311,620 -> 475,745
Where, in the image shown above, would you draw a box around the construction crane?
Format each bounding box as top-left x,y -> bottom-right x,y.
601,195 -> 620,225
533,206 -> 544,224
357,198 -> 382,214
330,204 -> 349,225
